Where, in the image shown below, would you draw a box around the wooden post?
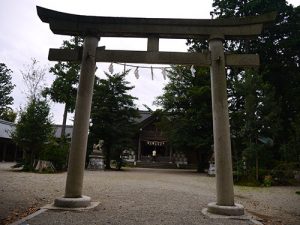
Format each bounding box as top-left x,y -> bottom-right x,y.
137,134 -> 141,161
54,36 -> 99,208
207,35 -> 244,215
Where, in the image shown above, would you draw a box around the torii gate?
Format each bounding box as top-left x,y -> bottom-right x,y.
37,6 -> 275,215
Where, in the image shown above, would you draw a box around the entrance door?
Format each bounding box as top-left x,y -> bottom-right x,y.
140,141 -> 168,161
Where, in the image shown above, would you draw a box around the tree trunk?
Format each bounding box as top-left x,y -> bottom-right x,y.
256,150 -> 259,181
196,150 -> 203,172
30,149 -> 35,168
255,139 -> 259,181
60,104 -> 68,138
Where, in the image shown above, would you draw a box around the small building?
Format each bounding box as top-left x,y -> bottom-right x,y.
0,119 -> 73,162
53,124 -> 73,139
136,111 -> 171,162
0,119 -> 22,161
135,111 -> 195,166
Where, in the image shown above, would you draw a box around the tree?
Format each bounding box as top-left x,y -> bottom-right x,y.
43,37 -> 83,137
89,71 -> 139,169
0,108 -> 17,122
281,114 -> 300,163
187,0 -> 300,181
12,99 -> 53,170
12,59 -> 53,170
155,66 -> 213,172
233,69 -> 279,180
21,59 -> 47,101
0,63 -> 15,120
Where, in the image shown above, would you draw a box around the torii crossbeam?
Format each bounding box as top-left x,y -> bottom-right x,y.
37,6 -> 276,216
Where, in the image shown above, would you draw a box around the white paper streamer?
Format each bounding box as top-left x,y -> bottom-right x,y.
151,66 -> 154,80
190,65 -> 196,76
162,68 -> 167,80
109,62 -> 114,74
134,67 -> 139,79
123,63 -> 126,73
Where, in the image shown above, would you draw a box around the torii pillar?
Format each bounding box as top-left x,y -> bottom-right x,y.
207,35 -> 244,215
37,6 -> 276,214
54,36 -> 99,207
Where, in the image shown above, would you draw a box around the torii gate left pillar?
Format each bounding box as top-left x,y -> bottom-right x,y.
207,35 -> 243,215
37,6 -> 275,214
54,36 -> 99,207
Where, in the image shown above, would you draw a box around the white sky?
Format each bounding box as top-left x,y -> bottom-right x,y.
1,0 -> 299,125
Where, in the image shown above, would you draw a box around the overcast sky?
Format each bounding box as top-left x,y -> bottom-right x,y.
1,0 -> 299,125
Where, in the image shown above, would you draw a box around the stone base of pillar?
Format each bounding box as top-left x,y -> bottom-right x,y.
207,202 -> 244,216
54,195 -> 91,208
88,155 -> 105,170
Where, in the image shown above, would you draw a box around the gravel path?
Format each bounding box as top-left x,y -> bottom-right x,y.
0,162 -> 299,225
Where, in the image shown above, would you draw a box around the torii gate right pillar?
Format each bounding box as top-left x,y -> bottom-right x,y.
207,35 -> 244,215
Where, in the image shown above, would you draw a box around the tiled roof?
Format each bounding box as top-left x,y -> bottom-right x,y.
134,110 -> 152,123
0,110 -> 152,139
0,119 -> 72,139
0,119 -> 15,139
53,124 -> 73,138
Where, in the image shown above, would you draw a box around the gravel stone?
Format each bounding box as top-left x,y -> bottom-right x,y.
0,163 -> 299,225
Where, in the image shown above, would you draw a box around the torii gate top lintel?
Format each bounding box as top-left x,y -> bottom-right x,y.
37,6 -> 276,40
37,6 -> 276,67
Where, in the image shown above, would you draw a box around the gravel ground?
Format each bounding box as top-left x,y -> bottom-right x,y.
0,162 -> 299,225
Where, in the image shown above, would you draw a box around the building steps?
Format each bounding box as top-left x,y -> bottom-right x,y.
133,161 -> 178,169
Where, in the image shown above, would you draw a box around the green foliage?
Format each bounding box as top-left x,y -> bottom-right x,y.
0,108 -> 17,122
230,69 -> 280,180
235,176 -> 261,187
44,37 -> 82,112
0,63 -> 15,119
271,161 -> 299,185
43,37 -> 83,137
89,71 -> 139,169
280,114 -> 300,162
263,175 -> 272,187
210,0 -> 300,145
187,0 -> 300,182
40,137 -> 69,171
155,66 -> 213,171
11,99 -> 53,168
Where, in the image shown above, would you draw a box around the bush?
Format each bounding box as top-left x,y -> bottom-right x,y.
234,168 -> 273,186
263,175 -> 273,187
270,162 -> 299,185
22,162 -> 35,172
40,138 -> 69,171
234,175 -> 261,186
